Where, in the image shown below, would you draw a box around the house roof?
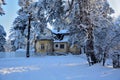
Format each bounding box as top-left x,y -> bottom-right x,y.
36,29 -> 70,42
52,29 -> 69,34
37,36 -> 53,40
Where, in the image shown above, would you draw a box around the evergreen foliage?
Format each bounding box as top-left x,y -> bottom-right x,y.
0,25 -> 6,52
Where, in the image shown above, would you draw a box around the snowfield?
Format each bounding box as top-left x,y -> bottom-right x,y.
0,54 -> 120,80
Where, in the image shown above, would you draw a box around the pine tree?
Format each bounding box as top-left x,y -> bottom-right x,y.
9,0 -> 34,50
0,25 -> 6,52
0,0 -> 6,51
44,0 -> 68,30
0,0 -> 5,15
9,0 -> 48,51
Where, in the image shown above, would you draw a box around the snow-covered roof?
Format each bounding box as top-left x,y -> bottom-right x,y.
52,29 -> 69,34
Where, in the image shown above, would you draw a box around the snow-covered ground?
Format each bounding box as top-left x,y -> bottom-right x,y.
0,54 -> 120,80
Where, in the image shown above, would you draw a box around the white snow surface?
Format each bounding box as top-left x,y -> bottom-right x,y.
0,54 -> 120,80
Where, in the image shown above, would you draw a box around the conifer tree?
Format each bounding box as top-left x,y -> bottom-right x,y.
0,25 -> 6,52
0,0 -> 5,15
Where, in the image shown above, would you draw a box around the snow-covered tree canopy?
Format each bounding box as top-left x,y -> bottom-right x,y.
18,0 -> 34,7
65,0 -> 115,64
9,0 -> 35,50
0,24 -> 6,36
0,24 -> 6,52
0,0 -> 5,15
108,16 -> 120,54
68,0 -> 114,45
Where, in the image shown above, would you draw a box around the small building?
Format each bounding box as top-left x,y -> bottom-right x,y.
35,28 -> 81,55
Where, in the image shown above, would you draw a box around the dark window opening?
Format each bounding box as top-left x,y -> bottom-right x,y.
41,44 -> 45,50
55,44 -> 58,48
56,34 -> 64,40
60,44 -> 64,49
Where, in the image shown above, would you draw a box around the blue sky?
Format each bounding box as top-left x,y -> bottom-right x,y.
108,0 -> 120,17
0,0 -> 19,38
0,0 -> 120,38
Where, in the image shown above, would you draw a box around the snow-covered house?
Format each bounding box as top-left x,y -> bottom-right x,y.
35,28 -> 80,55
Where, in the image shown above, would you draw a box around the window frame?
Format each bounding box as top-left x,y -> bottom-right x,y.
40,44 -> 45,50
60,44 -> 64,49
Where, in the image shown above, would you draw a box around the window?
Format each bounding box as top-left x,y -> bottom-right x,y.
60,44 -> 64,49
41,44 -> 45,50
55,44 -> 58,48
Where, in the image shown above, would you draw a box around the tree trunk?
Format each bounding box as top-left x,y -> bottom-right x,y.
102,52 -> 106,66
77,0 -> 97,65
103,33 -> 120,66
86,26 -> 97,65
